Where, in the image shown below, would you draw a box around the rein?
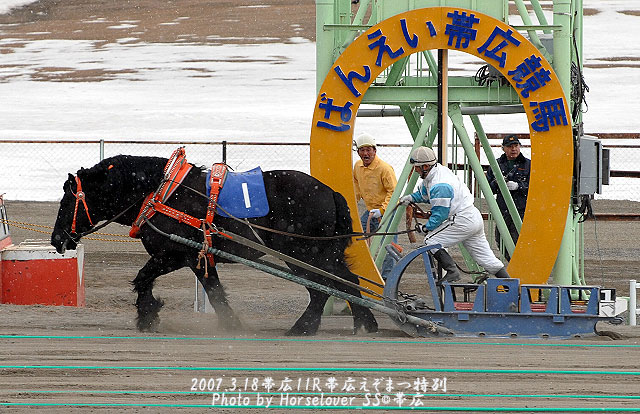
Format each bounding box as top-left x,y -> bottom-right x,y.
65,173 -> 144,242
177,181 -> 419,242
73,148 -> 418,246
65,184 -> 144,242
71,198 -> 143,240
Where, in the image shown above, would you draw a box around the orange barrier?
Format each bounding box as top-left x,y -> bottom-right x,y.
1,241 -> 85,307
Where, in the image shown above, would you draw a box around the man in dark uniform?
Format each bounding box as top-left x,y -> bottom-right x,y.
486,135 -> 531,259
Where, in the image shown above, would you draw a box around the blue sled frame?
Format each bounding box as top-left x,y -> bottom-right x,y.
382,245 -> 615,339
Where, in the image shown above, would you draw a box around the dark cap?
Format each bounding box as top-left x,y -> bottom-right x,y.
502,135 -> 521,146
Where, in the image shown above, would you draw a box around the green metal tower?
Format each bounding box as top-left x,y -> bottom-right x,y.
315,0 -> 593,285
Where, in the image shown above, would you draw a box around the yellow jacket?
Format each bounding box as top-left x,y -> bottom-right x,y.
353,155 -> 397,214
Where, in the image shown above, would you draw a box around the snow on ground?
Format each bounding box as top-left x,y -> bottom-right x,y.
0,0 -> 638,200
0,0 -> 35,14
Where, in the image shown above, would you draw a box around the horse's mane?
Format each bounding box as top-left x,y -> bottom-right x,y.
77,155 -> 168,195
82,154 -> 208,190
105,154 -> 166,173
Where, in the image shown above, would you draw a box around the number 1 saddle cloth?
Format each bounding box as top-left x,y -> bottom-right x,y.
206,166 -> 270,219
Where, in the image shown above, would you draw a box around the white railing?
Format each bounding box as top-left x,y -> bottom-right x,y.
630,280 -> 639,326
1,138 -> 640,202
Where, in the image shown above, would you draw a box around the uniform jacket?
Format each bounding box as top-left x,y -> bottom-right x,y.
408,164 -> 475,231
486,152 -> 531,217
353,155 -> 397,214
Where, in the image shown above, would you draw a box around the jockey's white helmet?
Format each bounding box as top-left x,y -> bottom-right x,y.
409,147 -> 437,166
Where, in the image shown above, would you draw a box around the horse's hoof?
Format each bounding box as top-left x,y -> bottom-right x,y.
353,320 -> 379,335
366,321 -> 379,333
136,316 -> 160,332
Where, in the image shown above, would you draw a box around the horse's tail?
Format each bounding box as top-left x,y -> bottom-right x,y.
332,191 -> 353,250
332,191 -> 366,283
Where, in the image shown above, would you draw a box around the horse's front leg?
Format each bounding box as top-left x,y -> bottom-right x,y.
131,255 -> 183,332
191,263 -> 242,331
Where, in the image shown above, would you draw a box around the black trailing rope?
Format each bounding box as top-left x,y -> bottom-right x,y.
178,182 -> 423,242
571,27 -> 589,123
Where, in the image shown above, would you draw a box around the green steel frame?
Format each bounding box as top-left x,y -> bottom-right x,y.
315,0 -> 586,285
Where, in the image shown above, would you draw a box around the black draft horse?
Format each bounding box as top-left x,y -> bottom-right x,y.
50,155 -> 379,335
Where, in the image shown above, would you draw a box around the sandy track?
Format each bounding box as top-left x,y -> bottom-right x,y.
2,200 -> 640,412
2,0 -> 640,411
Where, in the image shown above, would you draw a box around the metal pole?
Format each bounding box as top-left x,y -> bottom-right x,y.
513,0 -> 552,61
470,115 -> 518,258
338,0 -> 372,54
194,277 -> 199,312
631,280 -> 637,326
357,105 -> 525,117
470,115 -> 522,232
437,49 -> 448,163
449,105 -> 515,254
315,0 -> 334,94
371,105 -> 438,269
422,50 -> 438,83
222,140 -> 227,164
529,0 -> 552,34
550,0 -> 574,286
99,139 -> 104,161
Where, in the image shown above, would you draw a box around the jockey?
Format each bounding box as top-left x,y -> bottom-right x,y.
400,146 -> 510,283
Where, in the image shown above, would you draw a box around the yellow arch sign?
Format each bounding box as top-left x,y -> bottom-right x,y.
310,7 -> 572,291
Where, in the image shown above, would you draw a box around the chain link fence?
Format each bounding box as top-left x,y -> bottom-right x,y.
0,139 -> 638,201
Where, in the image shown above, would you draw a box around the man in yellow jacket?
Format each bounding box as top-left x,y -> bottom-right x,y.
352,132 -> 398,279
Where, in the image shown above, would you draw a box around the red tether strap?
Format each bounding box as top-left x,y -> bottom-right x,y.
203,163 -> 229,265
71,175 -> 94,233
207,163 -> 228,224
130,147 -> 192,238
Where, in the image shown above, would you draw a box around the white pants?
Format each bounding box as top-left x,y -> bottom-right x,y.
424,206 -> 504,274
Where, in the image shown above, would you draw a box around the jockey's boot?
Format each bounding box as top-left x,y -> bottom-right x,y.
433,249 -> 461,284
474,274 -> 490,284
494,266 -> 510,279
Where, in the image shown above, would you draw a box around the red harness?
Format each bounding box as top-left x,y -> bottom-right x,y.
71,175 -> 94,234
130,148 -> 230,268
130,147 -> 193,238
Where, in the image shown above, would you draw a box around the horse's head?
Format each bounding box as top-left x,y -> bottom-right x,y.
51,168 -> 102,253
51,155 -> 168,253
